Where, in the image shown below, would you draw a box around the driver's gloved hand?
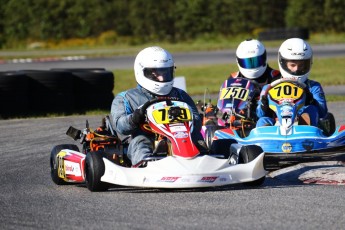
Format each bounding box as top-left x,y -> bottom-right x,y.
131,109 -> 145,125
260,95 -> 269,114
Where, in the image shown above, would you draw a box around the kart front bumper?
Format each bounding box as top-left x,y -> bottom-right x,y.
264,147 -> 345,171
101,153 -> 267,188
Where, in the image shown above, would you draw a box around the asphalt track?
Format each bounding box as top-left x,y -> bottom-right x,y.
0,101 -> 344,230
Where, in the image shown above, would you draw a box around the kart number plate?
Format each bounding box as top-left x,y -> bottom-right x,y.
219,86 -> 249,101
269,82 -> 304,100
152,107 -> 192,124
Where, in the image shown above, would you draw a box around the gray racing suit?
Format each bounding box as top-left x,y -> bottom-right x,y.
111,85 -> 205,165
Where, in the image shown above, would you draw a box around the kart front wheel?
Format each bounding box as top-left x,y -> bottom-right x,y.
205,125 -> 222,148
50,144 -> 80,185
239,145 -> 265,186
85,151 -> 110,192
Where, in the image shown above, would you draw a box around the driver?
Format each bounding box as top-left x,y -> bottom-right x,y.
230,38 -> 280,89
199,39 -> 281,126
256,38 -> 328,127
110,46 -> 207,167
221,39 -> 281,122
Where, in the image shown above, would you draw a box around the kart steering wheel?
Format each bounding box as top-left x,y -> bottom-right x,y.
263,78 -> 307,96
139,97 -> 185,115
270,78 -> 306,88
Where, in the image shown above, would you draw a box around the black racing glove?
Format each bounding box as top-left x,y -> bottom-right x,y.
131,109 -> 145,125
260,95 -> 269,114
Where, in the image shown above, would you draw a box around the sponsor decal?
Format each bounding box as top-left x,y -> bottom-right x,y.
291,52 -> 305,56
219,176 -> 230,182
198,176 -> 218,183
302,140 -> 314,151
64,161 -> 81,176
282,142 -> 292,153
170,125 -> 187,132
146,175 -> 230,184
158,176 -> 181,183
279,98 -> 294,104
281,111 -> 293,117
174,131 -> 189,138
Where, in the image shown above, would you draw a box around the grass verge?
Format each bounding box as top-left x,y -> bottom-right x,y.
113,57 -> 345,97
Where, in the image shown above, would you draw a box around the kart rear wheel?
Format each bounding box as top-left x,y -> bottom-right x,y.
239,145 -> 265,186
50,144 -> 80,185
319,112 -> 336,136
85,151 -> 110,192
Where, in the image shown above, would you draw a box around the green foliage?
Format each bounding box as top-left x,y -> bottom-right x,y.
285,0 -> 325,32
285,0 -> 345,33
324,0 -> 345,32
0,0 -> 344,48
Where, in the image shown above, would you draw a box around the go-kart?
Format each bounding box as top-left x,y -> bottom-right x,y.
50,97 -> 267,191
209,78 -> 345,171
200,77 -> 260,157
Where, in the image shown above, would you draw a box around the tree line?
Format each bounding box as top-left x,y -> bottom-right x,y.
0,0 -> 344,48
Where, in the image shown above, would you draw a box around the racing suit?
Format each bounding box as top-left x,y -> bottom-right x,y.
256,79 -> 328,127
111,85 -> 205,166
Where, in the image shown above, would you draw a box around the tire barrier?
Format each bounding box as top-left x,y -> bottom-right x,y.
258,28 -> 309,41
50,68 -> 114,111
0,69 -> 114,118
21,70 -> 75,114
0,71 -> 29,118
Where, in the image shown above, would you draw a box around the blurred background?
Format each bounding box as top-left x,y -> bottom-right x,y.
0,0 -> 344,51
1,0 -> 344,118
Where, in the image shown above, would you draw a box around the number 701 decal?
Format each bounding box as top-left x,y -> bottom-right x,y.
268,82 -> 304,100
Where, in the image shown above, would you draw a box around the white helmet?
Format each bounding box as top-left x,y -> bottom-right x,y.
278,38 -> 312,83
134,46 -> 175,95
236,39 -> 267,79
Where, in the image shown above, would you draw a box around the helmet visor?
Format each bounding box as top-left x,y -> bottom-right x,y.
143,67 -> 174,82
237,51 -> 266,69
280,59 -> 311,76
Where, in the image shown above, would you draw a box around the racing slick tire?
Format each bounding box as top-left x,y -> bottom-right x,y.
50,68 -> 114,111
319,112 -> 336,136
50,144 -> 80,185
205,125 -> 220,149
239,145 -> 265,186
69,70 -> 114,111
85,151 -> 110,192
20,70 -> 75,113
206,125 -> 235,158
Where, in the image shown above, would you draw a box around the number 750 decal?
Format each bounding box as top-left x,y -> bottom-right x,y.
219,87 -> 249,101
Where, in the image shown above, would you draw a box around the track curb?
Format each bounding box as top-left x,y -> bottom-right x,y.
268,161 -> 345,185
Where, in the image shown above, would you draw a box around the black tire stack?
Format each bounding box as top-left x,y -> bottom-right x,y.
0,71 -> 29,118
50,68 -> 114,111
0,69 -> 114,118
21,70 -> 76,114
